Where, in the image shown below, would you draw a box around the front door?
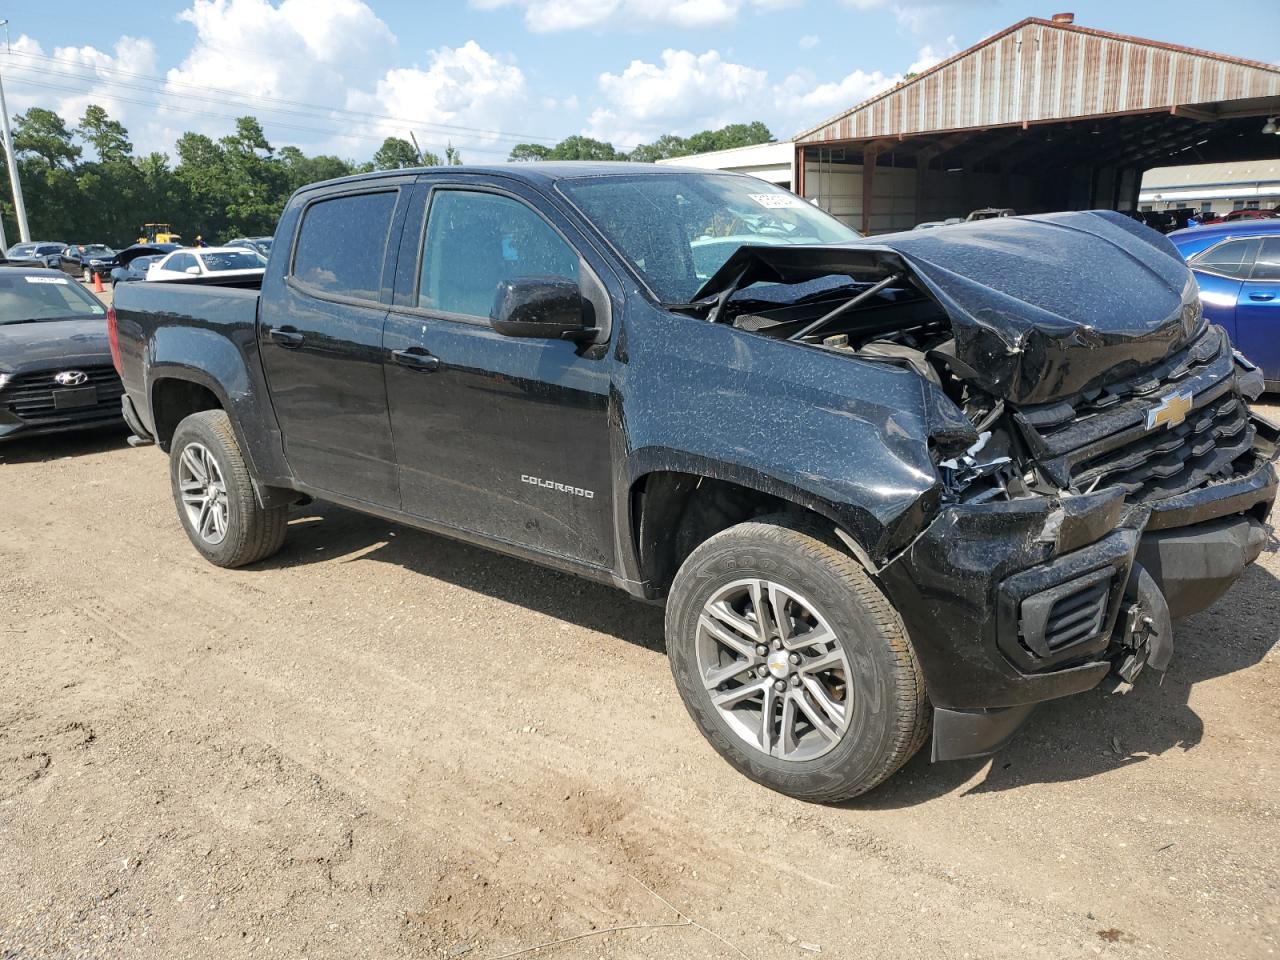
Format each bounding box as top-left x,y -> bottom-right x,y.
1234,236 -> 1280,383
383,182 -> 615,569
258,187 -> 405,506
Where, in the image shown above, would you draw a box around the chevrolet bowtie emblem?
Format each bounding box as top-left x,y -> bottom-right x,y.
1145,389 -> 1194,432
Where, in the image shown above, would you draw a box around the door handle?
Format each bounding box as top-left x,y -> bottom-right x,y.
270,327 -> 304,348
392,347 -> 440,372
1248,292 -> 1275,302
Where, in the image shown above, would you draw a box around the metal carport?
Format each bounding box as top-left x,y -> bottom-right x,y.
794,14 -> 1280,233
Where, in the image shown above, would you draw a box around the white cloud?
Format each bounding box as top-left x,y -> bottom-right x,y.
346,42 -> 528,153
166,0 -> 395,112
586,42 -> 949,148
472,0 -> 793,32
164,1 -> 534,159
587,49 -> 769,146
798,34 -> 820,49
907,35 -> 958,73
1,34 -> 161,156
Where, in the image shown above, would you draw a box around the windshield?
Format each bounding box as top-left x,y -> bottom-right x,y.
8,243 -> 37,257
199,250 -> 267,271
0,273 -> 106,323
558,173 -> 860,302
36,245 -> 65,256
82,245 -> 115,257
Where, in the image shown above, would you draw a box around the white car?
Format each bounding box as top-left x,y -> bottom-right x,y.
146,246 -> 267,281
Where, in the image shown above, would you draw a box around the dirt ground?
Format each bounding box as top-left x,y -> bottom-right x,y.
1,364 -> 1277,958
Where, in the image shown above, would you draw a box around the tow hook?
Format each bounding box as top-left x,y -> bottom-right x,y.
1112,564 -> 1173,685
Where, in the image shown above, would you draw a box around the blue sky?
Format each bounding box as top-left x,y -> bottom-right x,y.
5,0 -> 1278,162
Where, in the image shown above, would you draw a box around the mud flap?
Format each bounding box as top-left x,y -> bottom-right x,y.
1112,563 -> 1173,685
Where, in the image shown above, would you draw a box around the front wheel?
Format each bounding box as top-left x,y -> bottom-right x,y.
169,410 -> 288,568
666,516 -> 929,802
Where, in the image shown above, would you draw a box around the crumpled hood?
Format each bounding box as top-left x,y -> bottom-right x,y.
0,318 -> 110,372
696,210 -> 1201,406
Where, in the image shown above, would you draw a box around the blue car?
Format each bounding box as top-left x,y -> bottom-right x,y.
1168,219 -> 1280,390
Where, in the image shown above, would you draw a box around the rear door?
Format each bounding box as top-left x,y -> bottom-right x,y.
1235,236 -> 1280,383
382,178 -> 617,568
257,184 -> 410,506
1189,237 -> 1259,345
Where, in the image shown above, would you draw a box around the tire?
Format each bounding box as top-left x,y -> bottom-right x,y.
169,409 -> 288,568
666,515 -> 929,803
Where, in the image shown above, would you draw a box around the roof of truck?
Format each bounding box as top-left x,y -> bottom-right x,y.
296,161 -> 746,195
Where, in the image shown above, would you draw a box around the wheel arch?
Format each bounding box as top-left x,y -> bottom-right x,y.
627,462 -> 884,600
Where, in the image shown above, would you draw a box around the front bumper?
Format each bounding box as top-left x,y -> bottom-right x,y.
881,449 -> 1276,762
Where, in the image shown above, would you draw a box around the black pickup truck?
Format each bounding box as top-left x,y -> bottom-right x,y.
111,163 -> 1278,801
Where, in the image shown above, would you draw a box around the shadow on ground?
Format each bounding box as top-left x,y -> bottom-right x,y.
0,426 -> 133,466
264,499 -> 667,653
263,498 -> 1280,808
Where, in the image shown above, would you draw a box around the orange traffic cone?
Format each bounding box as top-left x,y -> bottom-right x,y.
92,271 -> 104,294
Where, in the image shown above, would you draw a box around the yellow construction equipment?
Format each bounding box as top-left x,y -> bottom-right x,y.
138,223 -> 183,244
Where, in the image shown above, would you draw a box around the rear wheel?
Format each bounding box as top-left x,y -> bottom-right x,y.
169,409 -> 287,568
666,515 -> 929,802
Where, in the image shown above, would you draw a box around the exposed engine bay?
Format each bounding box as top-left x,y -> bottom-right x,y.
693,211 -> 1277,511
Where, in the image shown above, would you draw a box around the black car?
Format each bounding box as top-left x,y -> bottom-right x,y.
225,236 -> 273,257
4,241 -> 68,269
60,243 -> 119,280
112,164 -> 1277,803
109,243 -> 181,287
0,267 -> 123,440
110,254 -> 162,287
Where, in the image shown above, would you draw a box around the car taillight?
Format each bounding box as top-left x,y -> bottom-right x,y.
107,305 -> 122,374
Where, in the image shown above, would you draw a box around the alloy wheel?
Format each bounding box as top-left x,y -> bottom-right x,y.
177,442 -> 229,545
695,578 -> 852,761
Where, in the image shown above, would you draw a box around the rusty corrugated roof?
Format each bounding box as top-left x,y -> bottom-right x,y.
794,17 -> 1280,144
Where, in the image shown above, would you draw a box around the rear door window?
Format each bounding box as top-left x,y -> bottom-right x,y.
1192,238 -> 1260,279
417,189 -> 579,318
292,190 -> 397,302
1249,237 -> 1280,281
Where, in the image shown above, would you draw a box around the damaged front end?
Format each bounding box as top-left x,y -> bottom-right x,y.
697,211 -> 1279,761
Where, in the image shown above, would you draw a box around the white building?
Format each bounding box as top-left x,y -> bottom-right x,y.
1139,160 -> 1280,216
656,141 -> 795,189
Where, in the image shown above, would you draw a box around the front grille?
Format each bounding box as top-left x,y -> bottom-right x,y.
1070,392 -> 1250,500
2,365 -> 123,422
1018,327 -> 1255,505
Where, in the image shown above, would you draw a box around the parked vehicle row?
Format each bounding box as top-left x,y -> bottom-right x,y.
109,163 -> 1277,802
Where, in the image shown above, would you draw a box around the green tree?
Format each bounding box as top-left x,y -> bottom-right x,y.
508,142 -> 553,162
372,137 -> 423,169
13,107 -> 82,169
546,135 -> 621,161
78,104 -> 133,163
444,142 -> 463,165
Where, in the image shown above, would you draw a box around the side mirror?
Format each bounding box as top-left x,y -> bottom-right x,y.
490,277 -> 598,341
185,265 -> 201,275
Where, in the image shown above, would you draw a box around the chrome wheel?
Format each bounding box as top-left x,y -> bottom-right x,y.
177,442 -> 229,545
696,578 -> 852,762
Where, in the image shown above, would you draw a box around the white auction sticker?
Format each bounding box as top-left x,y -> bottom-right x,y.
749,192 -> 806,209
24,275 -> 70,284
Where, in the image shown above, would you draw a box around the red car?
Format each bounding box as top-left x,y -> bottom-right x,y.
1222,208 -> 1279,222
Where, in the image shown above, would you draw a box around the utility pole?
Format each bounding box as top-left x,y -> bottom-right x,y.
408,130 -> 426,165
0,20 -> 30,243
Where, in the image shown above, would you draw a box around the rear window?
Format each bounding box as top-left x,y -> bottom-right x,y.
0,273 -> 105,323
1192,238 -> 1259,279
200,251 -> 266,271
291,191 -> 397,301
